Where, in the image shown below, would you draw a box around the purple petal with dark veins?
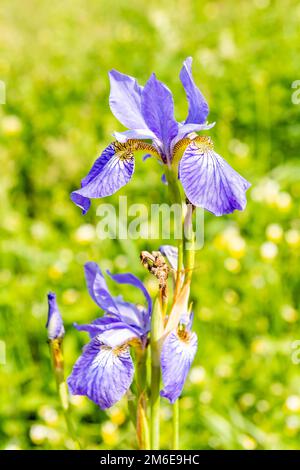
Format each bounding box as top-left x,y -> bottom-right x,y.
71,143 -> 134,213
84,262 -> 119,315
160,329 -> 197,403
67,335 -> 134,409
180,57 -> 209,125
109,70 -> 147,130
141,73 -> 178,151
179,142 -> 251,216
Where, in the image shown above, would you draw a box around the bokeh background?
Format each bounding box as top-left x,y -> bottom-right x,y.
1,0 -> 300,450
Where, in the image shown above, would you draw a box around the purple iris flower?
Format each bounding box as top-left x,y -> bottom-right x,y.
159,245 -> 197,403
67,262 -> 152,409
46,292 -> 65,340
71,57 -> 250,216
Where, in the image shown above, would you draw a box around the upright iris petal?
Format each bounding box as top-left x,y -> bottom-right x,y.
67,336 -> 134,409
46,292 -> 65,340
179,137 -> 251,216
109,70 -> 146,130
84,262 -> 119,315
160,328 -> 197,403
141,73 -> 178,156
180,57 -> 209,125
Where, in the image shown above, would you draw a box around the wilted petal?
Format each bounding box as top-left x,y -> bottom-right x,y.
68,336 -> 134,409
159,245 -> 178,270
180,57 -> 209,125
46,292 -> 65,340
107,270 -> 152,322
109,70 -> 147,130
71,143 -> 134,213
141,73 -> 178,151
84,262 -> 119,315
179,140 -> 251,216
160,329 -> 197,403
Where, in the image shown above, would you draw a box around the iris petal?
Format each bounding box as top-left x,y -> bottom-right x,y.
84,262 -> 119,315
179,140 -> 251,216
109,70 -> 147,130
159,245 -> 178,270
67,336 -> 134,409
107,271 -> 152,326
180,57 -> 209,125
141,73 -> 178,152
71,143 -> 135,213
160,329 -> 197,403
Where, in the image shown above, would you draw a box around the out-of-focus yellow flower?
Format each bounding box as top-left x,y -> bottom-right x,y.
74,224 -> 96,245
285,416 -> 300,435
101,421 -> 119,446
251,179 -> 279,205
199,390 -> 212,404
215,363 -> 232,378
251,338 -> 269,354
107,407 -> 126,426
180,397 -> 194,410
29,424 -> 60,445
198,306 -> 213,321
114,255 -> 128,270
214,227 -> 246,258
270,382 -> 284,396
189,366 -> 206,384
260,241 -> 278,260
285,395 -> 300,413
240,434 -> 257,450
48,264 -> 63,280
256,400 -> 270,413
239,393 -> 255,410
62,289 -> 79,305
275,192 -> 292,212
224,257 -> 241,273
266,223 -> 283,243
228,139 -> 249,159
2,115 -> 23,136
69,395 -> 85,407
38,405 -> 58,424
223,288 -> 239,305
285,229 -> 300,247
281,305 -> 298,323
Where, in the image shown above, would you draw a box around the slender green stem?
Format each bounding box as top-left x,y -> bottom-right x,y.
172,399 -> 179,449
136,348 -> 150,450
150,299 -> 163,450
49,340 -> 81,449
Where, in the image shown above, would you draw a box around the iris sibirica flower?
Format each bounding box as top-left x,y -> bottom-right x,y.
67,262 -> 152,409
71,57 -> 250,217
47,292 -> 65,340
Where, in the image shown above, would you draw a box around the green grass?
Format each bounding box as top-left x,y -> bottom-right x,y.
1,0 -> 300,450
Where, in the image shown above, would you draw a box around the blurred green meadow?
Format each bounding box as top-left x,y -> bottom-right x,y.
1,0 -> 300,450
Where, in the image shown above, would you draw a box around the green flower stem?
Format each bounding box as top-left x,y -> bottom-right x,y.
49,339 -> 81,449
135,348 -> 150,450
172,399 -> 180,449
150,299 -> 164,450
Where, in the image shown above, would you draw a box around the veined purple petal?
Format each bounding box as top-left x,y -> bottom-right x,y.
113,129 -> 155,143
74,316 -> 123,337
84,262 -> 119,315
46,292 -> 65,340
107,270 -> 152,324
141,73 -> 178,152
180,57 -> 209,125
114,296 -> 149,333
179,141 -> 251,216
67,336 -> 134,409
159,245 -> 178,270
109,70 -> 147,130
71,143 -> 134,213
160,329 -> 197,403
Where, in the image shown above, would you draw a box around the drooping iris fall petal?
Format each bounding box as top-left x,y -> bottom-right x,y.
160,329 -> 197,403
179,138 -> 251,216
68,336 -> 134,409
